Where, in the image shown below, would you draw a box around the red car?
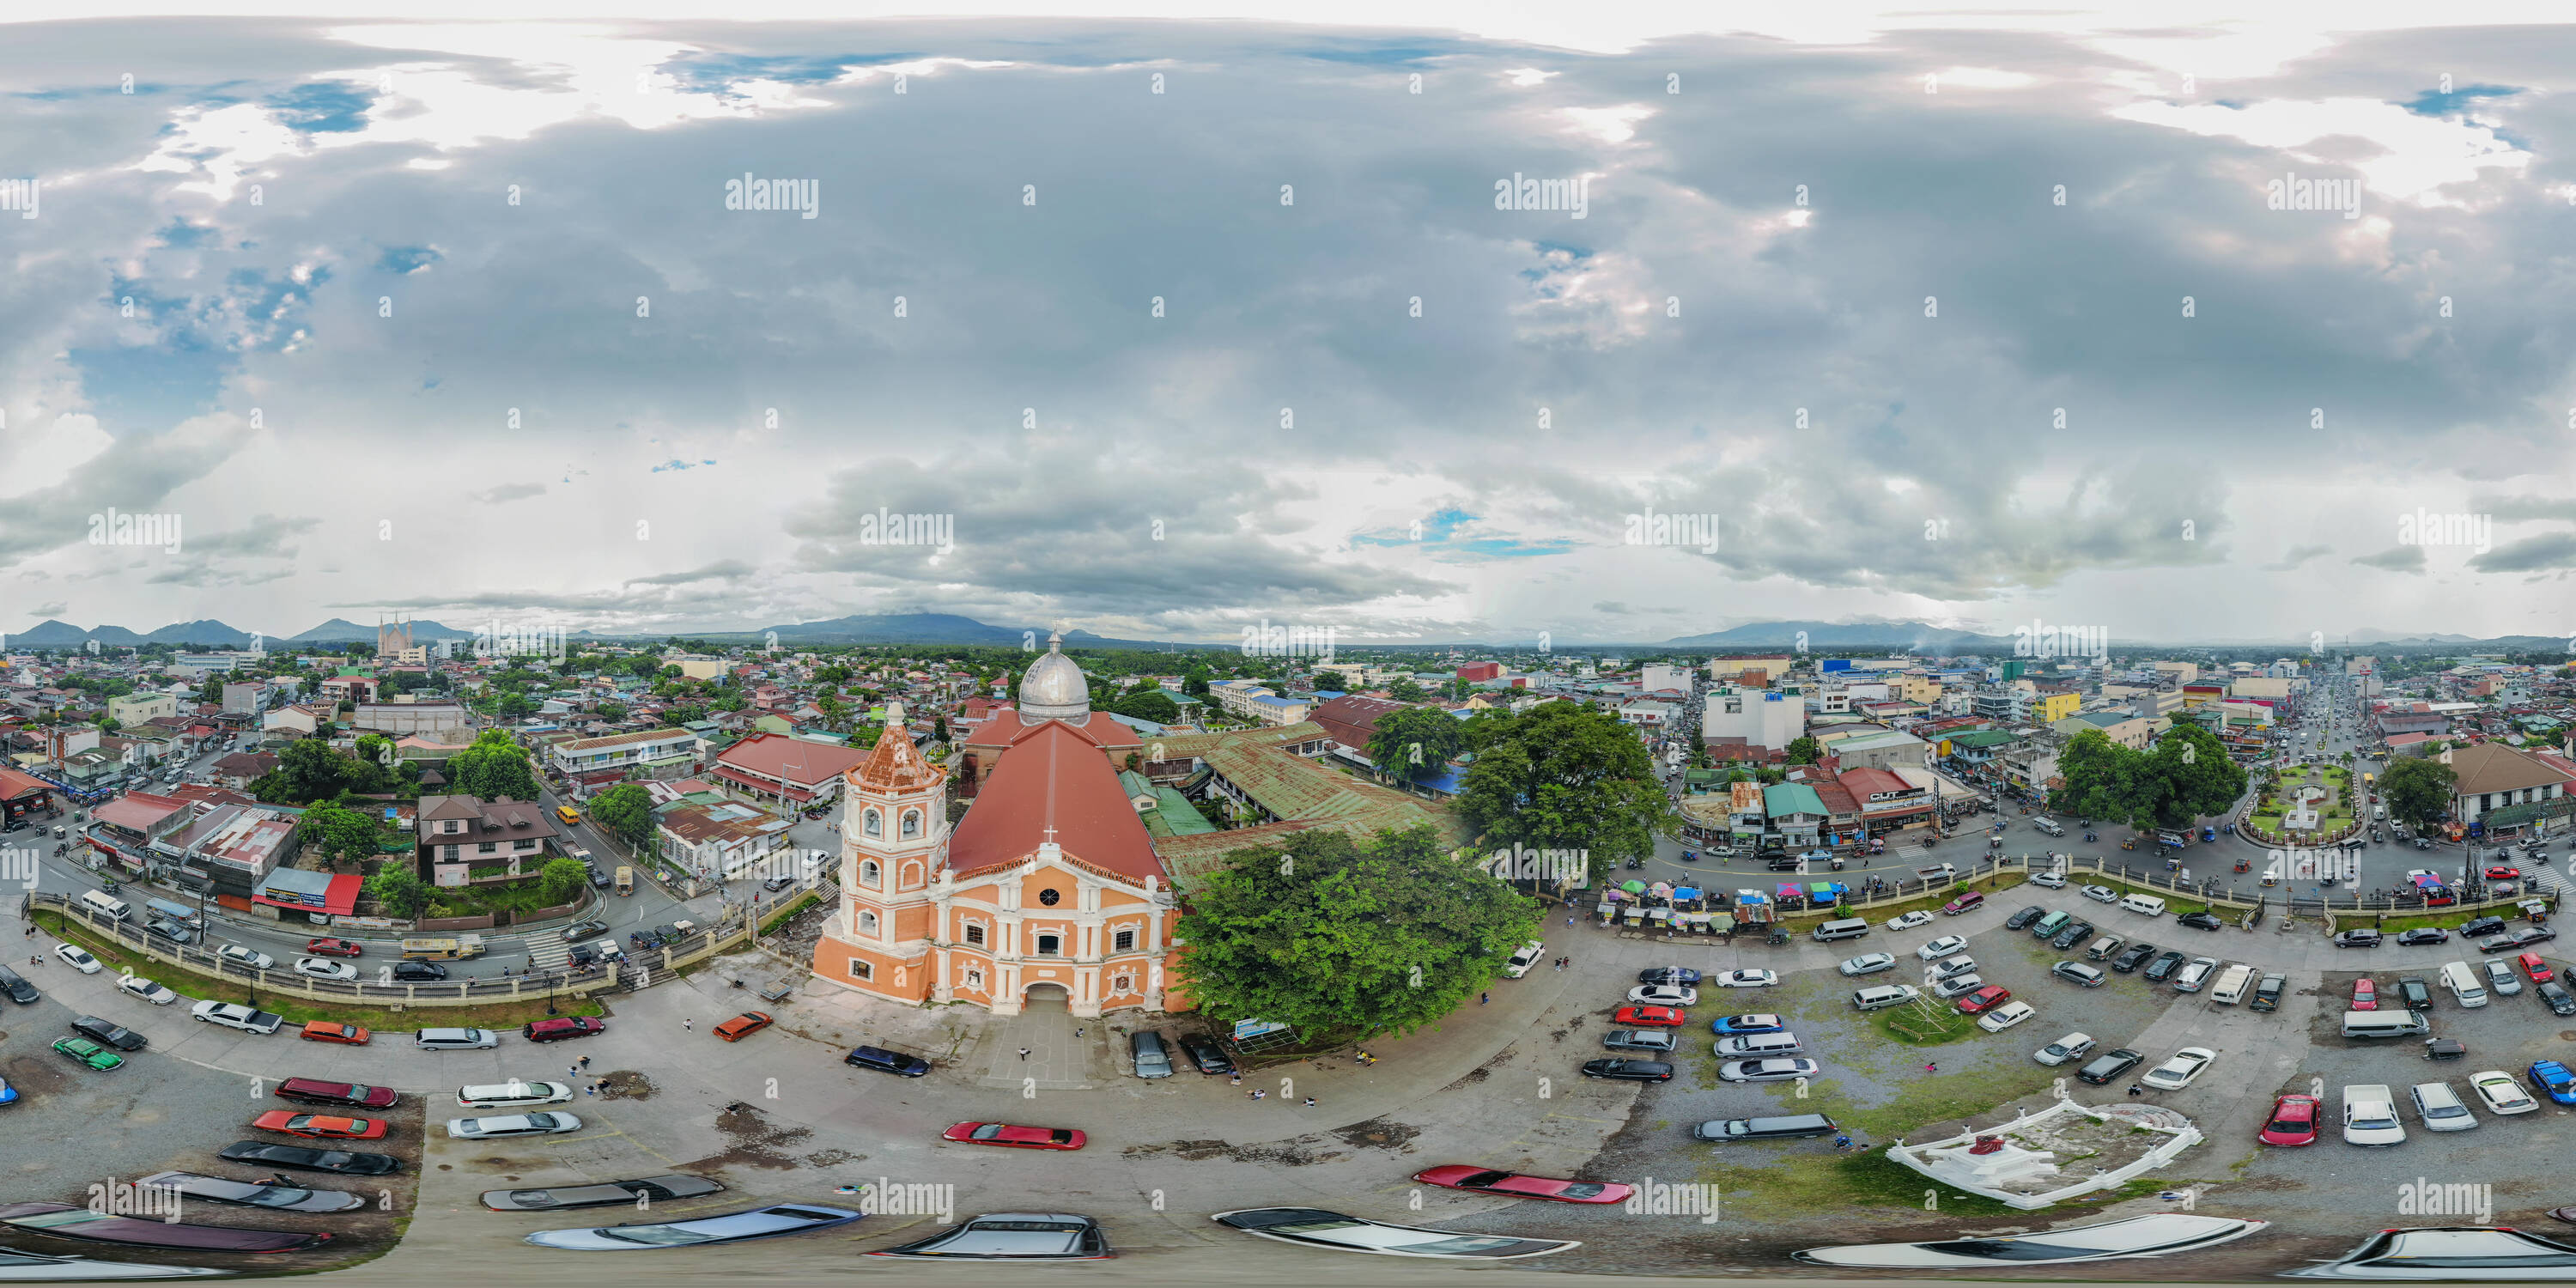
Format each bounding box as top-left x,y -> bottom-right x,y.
252,1110 -> 388,1140
2351,978 -> 2376,1011
523,1017 -> 606,1042
1954,985 -> 2012,1014
304,938 -> 364,957
1611,1005 -> 1686,1028
940,1122 -> 1085,1151
1412,1165 -> 1635,1205
2259,1093 -> 2320,1146
2524,952 -> 2555,983
2488,866 -> 2523,882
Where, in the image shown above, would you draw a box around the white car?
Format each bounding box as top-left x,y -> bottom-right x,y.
2140,1048 -> 2215,1091
1717,1057 -> 1820,1083
293,957 -> 359,981
1916,935 -> 1968,962
1626,984 -> 1698,1007
1931,973 -> 1985,999
190,999 -> 283,1035
216,945 -> 276,970
2034,1032 -> 2096,1066
1930,955 -> 1978,981
1708,969 -> 1777,988
54,944 -> 102,974
1501,941 -> 1546,979
1884,910 -> 1935,932
1976,999 -> 2036,1032
1797,1213 -> 2270,1269
2080,884 -> 2119,904
2029,871 -> 2067,889
117,975 -> 179,1005
2470,1068 -> 2538,1115
2409,1081 -> 2477,1133
2341,1084 -> 2406,1146
1838,953 -> 1897,976
459,1081 -> 576,1109
447,1112 -> 584,1139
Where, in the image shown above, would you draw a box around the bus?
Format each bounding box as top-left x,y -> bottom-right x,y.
556,804 -> 580,826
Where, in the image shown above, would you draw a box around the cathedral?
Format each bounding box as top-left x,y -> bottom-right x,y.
807,635 -> 1190,1017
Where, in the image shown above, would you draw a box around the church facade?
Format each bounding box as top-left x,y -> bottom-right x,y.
807,636 -> 1190,1017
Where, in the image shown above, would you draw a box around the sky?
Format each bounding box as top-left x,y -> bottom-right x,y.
3,3 -> 2575,648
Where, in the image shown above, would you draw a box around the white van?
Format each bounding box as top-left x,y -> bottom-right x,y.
77,890 -> 131,921
458,1081 -> 575,1109
1715,1032 -> 1805,1059
2118,893 -> 2167,917
1811,918 -> 1871,943
2439,961 -> 2488,1008
2209,963 -> 2256,1005
1851,984 -> 1921,1012
2342,1010 -> 2432,1040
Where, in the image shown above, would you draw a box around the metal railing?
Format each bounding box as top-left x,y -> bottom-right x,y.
27,890 -> 764,1008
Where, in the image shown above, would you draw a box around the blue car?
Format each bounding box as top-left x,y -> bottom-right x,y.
1710,1013 -> 1787,1036
2530,1060 -> 2576,1105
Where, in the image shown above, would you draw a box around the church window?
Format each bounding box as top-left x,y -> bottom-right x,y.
900,810 -> 920,839
848,958 -> 872,981
860,860 -> 881,886
862,809 -> 882,837
1038,888 -> 1060,907
858,910 -> 879,936
1112,973 -> 1134,994
1114,928 -> 1136,952
964,922 -> 986,945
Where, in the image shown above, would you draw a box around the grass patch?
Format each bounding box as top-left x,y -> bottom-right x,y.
1871,1000 -> 1980,1046
759,891 -> 820,935
1776,872 -> 2023,928
34,909 -> 606,1030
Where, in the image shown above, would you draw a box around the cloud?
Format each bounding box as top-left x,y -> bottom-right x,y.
2469,532 -> 2576,574
472,482 -> 548,504
2351,546 -> 2427,573
2262,544 -> 2333,571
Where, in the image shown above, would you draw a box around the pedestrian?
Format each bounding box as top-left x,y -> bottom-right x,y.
1479,992 -> 1488,1005
568,1066 -> 578,1078
585,1082 -> 597,1097
1251,1089 -> 1267,1100
1303,1097 -> 1315,1108
1923,1061 -> 1936,1074
1074,1027 -> 1084,1037
2128,1084 -> 2143,1098
579,1055 -> 591,1071
683,1018 -> 692,1031
1018,1046 -> 1030,1061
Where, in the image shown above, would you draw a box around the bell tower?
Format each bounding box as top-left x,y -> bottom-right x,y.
814,701 -> 948,1000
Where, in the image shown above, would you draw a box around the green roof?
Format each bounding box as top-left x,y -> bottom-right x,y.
1763,782 -> 1828,817
1142,786 -> 1218,838
1943,729 -> 2021,749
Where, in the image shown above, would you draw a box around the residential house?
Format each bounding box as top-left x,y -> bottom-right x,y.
415,794 -> 563,886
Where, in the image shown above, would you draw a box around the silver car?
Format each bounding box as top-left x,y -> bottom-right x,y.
1718,1057 -> 1820,1083
448,1112 -> 584,1139
1931,973 -> 1985,999
1838,953 -> 1897,976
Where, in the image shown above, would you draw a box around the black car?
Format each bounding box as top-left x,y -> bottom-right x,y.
70,1016 -> 147,1052
2075,1048 -> 2144,1085
0,965 -> 37,1005
631,927 -> 666,950
2500,927 -> 2559,950
2397,927 -> 2449,946
2395,975 -> 2433,1010
2539,981 -> 2576,1017
844,1044 -> 933,1078
1765,856 -> 1803,872
2110,942 -> 2158,972
2003,905 -> 2047,932
218,1142 -> 402,1176
588,868 -> 611,889
2049,920 -> 2096,951
392,960 -> 449,981
567,943 -> 605,968
1580,1059 -> 1674,1083
2175,911 -> 2224,932
562,920 -> 609,942
143,918 -> 197,945
2458,915 -> 2508,940
1637,968 -> 1703,986
2250,975 -> 2286,1012
1179,1036 -> 1236,1075
2142,950 -> 2187,982
2334,928 -> 2383,948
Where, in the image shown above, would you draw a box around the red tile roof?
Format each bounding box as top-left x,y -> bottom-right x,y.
961,710 -> 1142,755
1309,695 -> 1416,750
946,720 -> 1162,884
852,721 -> 944,794
715,732 -> 869,787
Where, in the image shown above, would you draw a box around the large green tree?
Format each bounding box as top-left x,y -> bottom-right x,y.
447,730 -> 541,802
1783,736 -> 1823,766
1109,689 -> 1182,724
2048,724 -> 2248,829
1453,702 -> 1664,882
1173,825 -> 1540,1039
2380,756 -> 2458,830
366,864 -> 432,920
299,800 -> 387,866
537,856 -> 590,904
588,782 -> 654,845
1368,706 -> 1467,783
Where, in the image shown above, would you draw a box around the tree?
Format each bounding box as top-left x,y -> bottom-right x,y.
596,701 -> 629,722
1453,702 -> 1665,883
299,800 -> 386,867
1108,690 -> 1181,724
933,714 -> 951,743
2381,757 -> 2458,831
1182,665 -> 1212,698
366,864 -> 432,920
588,782 -> 654,846
2049,725 -> 2248,829
1783,736 -> 1823,766
1386,677 -> 1428,702
537,857 -> 590,904
1173,825 -> 1541,1039
447,730 -> 540,802
1368,706 -> 1467,783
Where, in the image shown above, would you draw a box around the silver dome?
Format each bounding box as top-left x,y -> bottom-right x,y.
1018,632 -> 1091,722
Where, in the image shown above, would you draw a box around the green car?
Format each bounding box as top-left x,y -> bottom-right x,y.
52,1036 -> 124,1072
